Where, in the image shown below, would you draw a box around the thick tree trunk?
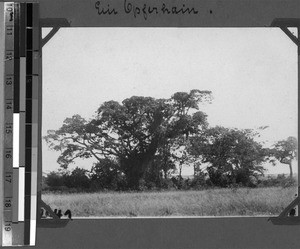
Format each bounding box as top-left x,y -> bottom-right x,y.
122,139 -> 159,190
122,155 -> 153,190
126,165 -> 143,190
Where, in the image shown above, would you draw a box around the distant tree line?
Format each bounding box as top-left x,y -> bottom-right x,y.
44,90 -> 297,192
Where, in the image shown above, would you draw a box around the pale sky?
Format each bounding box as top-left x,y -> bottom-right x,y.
42,28 -> 298,176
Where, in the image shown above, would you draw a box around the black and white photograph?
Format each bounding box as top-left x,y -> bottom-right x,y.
1,0 -> 300,248
41,28 -> 298,218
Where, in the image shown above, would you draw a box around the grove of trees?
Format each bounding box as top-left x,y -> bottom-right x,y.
44,90 -> 297,192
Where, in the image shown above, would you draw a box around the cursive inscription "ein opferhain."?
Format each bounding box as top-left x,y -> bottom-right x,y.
94,0 -> 199,20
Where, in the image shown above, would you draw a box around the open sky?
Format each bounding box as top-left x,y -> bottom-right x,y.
42,28 -> 298,176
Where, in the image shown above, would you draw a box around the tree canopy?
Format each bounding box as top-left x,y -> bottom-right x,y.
189,126 -> 270,187
44,89 -> 212,189
44,89 -> 296,190
270,136 -> 298,178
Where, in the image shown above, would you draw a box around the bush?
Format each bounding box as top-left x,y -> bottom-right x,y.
189,175 -> 208,190
207,167 -> 232,187
45,171 -> 65,189
257,174 -> 296,188
171,176 -> 183,189
90,159 -> 124,191
44,168 -> 91,192
160,178 -> 176,190
64,167 -> 90,190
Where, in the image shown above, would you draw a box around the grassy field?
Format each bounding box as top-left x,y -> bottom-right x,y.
42,187 -> 296,217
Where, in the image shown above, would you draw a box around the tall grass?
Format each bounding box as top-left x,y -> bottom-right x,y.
42,187 -> 296,217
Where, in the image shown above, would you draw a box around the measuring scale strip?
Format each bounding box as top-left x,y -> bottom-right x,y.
26,3 -> 38,245
2,2 -> 39,246
3,2 -> 15,246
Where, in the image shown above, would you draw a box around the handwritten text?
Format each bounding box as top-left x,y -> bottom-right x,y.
94,0 -> 199,20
